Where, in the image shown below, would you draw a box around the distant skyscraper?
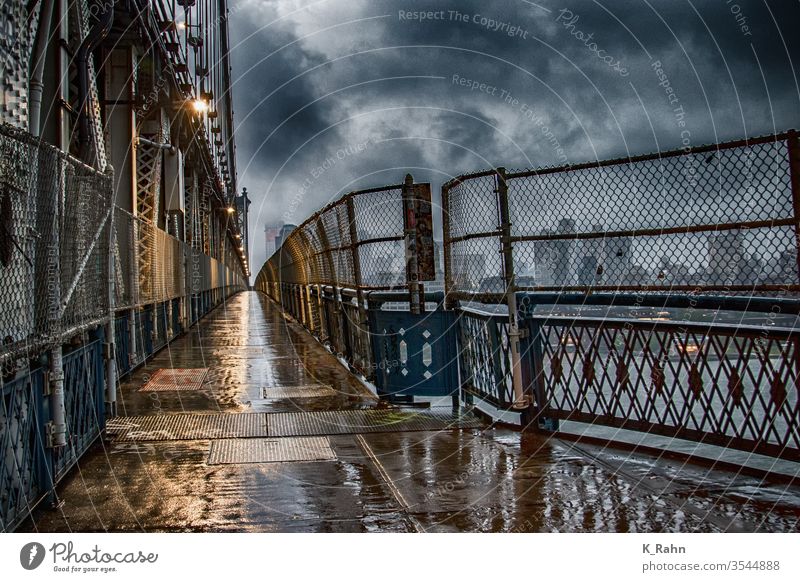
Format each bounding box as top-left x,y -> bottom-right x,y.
264,224 -> 281,258
551,218 -> 576,286
707,230 -> 744,285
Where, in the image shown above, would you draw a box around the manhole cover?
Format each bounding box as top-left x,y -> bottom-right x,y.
140,368 -> 209,392
208,437 -> 336,464
261,384 -> 338,399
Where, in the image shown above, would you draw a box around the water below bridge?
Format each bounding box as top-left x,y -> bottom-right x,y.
21,292 -> 800,532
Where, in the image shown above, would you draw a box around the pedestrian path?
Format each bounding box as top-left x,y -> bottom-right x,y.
21,292 -> 800,532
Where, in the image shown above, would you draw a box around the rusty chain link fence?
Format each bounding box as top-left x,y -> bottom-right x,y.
255,181 -> 414,379
1,121 -> 248,531
441,130 -> 800,465
443,131 -> 800,299
256,183 -> 408,295
0,123 -> 112,363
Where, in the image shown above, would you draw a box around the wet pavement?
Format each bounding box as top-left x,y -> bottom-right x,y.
22,292 -> 800,532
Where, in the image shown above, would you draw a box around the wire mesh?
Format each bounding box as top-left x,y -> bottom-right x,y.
443,133 -> 800,296
0,124 -> 112,361
255,183 -> 407,292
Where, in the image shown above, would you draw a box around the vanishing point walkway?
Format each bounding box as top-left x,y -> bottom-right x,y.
22,292 -> 800,532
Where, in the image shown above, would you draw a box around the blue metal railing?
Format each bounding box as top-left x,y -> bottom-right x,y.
54,338 -> 105,480
0,368 -> 47,532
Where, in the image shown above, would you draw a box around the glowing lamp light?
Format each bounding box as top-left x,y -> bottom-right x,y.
176,21 -> 187,30
226,206 -> 235,214
192,98 -> 209,113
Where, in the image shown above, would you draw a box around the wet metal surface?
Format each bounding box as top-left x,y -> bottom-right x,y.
266,409 -> 483,437
107,409 -> 482,441
21,292 -> 800,532
208,437 -> 336,465
139,368 -> 209,392
107,413 -> 268,441
261,385 -> 337,399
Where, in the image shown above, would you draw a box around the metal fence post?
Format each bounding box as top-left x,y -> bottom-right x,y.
346,195 -> 371,376
104,166 -> 117,416
49,162 -> 67,449
496,167 -> 528,409
441,183 -> 456,310
788,130 -> 800,283
402,174 -> 422,315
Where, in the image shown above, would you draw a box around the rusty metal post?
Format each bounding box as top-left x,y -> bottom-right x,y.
315,215 -> 344,354
104,166 -> 118,416
496,167 -> 528,409
402,174 -> 422,314
346,195 -> 370,371
787,130 -> 800,284
441,182 -> 456,310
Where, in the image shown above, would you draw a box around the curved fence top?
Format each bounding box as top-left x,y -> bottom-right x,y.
256,183 -> 409,292
443,131 -> 800,298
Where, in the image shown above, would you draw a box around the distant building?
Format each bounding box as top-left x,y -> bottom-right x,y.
602,236 -> 632,285
551,218 -> 576,286
707,230 -> 744,286
264,224 -> 281,258
451,252 -> 486,290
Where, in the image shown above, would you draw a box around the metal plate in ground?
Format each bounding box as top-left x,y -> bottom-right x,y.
107,409 -> 481,441
267,409 -> 483,437
207,437 -> 336,465
261,385 -> 338,399
139,368 -> 209,392
107,413 -> 267,441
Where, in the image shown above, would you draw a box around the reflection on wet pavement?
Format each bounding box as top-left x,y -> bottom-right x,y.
22,292 -> 800,532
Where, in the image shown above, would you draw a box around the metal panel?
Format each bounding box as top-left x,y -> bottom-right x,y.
369,309 -> 460,397
266,409 -> 482,437
54,339 -> 105,480
107,413 -> 267,441
207,437 -> 336,465
260,385 -> 337,399
140,368 -> 209,392
0,368 -> 46,532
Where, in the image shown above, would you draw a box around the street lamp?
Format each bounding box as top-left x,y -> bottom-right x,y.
192,98 -> 209,113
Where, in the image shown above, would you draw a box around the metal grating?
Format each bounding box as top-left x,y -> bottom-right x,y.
267,409 -> 483,437
107,413 -> 266,441
207,437 -> 336,465
260,385 -> 338,399
139,368 -> 209,392
107,409 -> 482,441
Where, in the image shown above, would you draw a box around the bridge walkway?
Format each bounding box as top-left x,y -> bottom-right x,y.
22,292 -> 800,532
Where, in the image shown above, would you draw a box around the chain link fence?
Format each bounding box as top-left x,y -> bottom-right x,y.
255,183 -> 408,295
0,123 -> 112,362
443,132 -> 800,298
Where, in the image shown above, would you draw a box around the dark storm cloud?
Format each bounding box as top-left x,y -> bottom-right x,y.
227,0 -> 800,269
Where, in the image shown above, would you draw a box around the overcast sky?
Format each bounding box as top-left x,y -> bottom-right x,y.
226,0 -> 800,271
